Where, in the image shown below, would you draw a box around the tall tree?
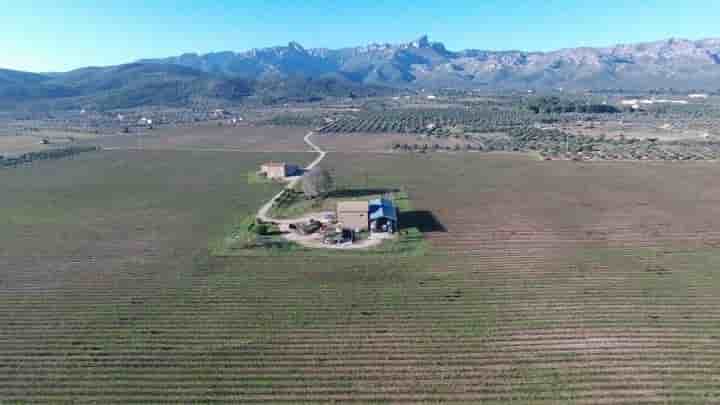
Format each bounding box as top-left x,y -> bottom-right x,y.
302,167 -> 334,198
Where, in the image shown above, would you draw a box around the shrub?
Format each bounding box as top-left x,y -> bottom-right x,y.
254,223 -> 270,236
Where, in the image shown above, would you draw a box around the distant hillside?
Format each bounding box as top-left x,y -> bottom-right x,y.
0,68 -> 47,85
0,63 -> 387,110
0,68 -> 79,103
4,35 -> 720,110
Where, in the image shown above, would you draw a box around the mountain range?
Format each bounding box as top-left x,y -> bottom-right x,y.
141,35 -> 720,91
4,36 -> 720,110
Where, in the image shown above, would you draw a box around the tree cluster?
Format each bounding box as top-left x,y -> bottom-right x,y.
1,146 -> 99,168
526,97 -> 620,114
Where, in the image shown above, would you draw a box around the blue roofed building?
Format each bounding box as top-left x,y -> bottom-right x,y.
368,198 -> 398,233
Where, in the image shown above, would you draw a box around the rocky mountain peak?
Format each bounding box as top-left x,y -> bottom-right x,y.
412,35 -> 431,48
287,41 -> 306,52
132,36 -> 720,91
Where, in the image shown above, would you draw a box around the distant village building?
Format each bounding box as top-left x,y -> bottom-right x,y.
654,99 -> 688,105
620,98 -> 688,109
259,162 -> 300,180
620,100 -> 641,110
336,201 -> 370,231
211,109 -> 230,119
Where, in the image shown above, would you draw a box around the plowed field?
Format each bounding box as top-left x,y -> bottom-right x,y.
3,149 -> 720,403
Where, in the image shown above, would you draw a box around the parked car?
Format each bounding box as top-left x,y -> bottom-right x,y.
323,229 -> 354,245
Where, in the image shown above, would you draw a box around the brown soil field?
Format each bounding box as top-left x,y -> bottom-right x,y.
315,152 -> 720,402
0,131 -> 98,156
327,152 -> 720,249
4,148 -> 720,403
0,150 -> 311,293
90,123 -> 311,152
0,135 -> 51,155
316,131 -> 477,152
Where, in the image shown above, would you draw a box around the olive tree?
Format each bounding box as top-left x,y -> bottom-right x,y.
302,167 -> 334,198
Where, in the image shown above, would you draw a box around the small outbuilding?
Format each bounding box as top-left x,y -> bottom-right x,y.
336,201 -> 369,231
369,198 -> 398,233
260,162 -> 300,180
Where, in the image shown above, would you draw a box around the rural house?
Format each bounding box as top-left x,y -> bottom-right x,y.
336,201 -> 369,231
260,162 -> 300,180
369,198 -> 398,233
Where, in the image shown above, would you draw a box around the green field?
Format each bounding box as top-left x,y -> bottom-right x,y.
4,149 -> 720,403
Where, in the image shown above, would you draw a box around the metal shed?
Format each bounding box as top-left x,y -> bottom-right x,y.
369,198 -> 398,233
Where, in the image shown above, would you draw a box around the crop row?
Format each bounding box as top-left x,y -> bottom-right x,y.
319,108 -> 539,135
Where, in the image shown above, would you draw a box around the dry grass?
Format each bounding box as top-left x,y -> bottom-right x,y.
90,123 -> 311,152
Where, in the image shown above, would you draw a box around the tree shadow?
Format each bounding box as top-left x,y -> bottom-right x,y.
325,188 -> 400,199
399,210 -> 447,233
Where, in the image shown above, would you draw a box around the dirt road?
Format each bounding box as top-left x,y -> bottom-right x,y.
256,131 -> 326,223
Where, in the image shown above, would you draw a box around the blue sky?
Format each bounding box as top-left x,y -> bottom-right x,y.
2,0 -> 719,72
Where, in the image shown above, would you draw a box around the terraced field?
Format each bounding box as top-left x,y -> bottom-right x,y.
4,147 -> 720,403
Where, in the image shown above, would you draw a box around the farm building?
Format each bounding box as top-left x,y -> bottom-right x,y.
138,117 -> 153,126
369,198 -> 398,233
260,162 -> 300,180
211,109 -> 229,119
336,201 -> 369,231
336,198 -> 399,233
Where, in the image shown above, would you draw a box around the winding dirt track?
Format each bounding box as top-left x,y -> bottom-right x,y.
256,131 -> 326,224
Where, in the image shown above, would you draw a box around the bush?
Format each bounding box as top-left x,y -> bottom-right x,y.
254,223 -> 270,236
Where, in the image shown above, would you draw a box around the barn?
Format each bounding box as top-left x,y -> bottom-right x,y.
336,201 -> 369,231
336,198 -> 399,233
369,198 -> 398,233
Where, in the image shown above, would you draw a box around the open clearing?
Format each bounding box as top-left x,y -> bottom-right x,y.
4,142 -> 720,402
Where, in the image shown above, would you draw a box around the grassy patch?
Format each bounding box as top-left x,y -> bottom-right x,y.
246,170 -> 273,185
268,189 -> 324,219
211,214 -> 305,257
